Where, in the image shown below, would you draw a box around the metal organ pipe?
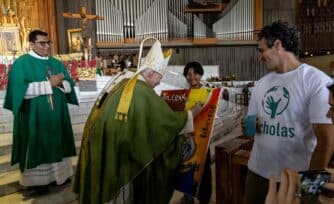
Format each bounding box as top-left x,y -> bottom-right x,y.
95,0 -> 256,44
134,0 -> 167,41
167,0 -> 190,39
96,0 -> 192,43
213,0 -> 254,41
95,0 -> 101,42
95,0 -> 124,44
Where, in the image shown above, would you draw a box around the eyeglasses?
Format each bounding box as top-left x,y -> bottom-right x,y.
34,41 -> 52,47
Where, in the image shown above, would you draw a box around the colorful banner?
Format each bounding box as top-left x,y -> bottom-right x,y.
162,87 -> 221,197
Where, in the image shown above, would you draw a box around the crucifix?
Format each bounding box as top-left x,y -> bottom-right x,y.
63,6 -> 104,61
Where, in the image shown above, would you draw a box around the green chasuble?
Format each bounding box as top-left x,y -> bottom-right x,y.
4,54 -> 78,171
74,79 -> 188,204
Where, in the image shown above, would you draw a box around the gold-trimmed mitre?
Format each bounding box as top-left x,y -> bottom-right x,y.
138,40 -> 172,76
114,38 -> 173,122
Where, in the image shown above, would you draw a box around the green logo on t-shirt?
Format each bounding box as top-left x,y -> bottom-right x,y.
262,86 -> 290,118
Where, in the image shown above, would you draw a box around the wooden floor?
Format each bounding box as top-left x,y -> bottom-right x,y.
0,124 -> 242,204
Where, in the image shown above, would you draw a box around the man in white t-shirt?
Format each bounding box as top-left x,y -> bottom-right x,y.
243,21 -> 334,204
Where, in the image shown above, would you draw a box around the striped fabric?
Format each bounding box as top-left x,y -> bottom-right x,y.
20,158 -> 73,186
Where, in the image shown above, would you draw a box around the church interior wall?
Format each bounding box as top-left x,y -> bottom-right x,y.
99,44 -> 268,81
167,46 -> 267,81
263,0 -> 296,26
301,54 -> 334,76
0,0 -> 58,53
2,0 -> 332,81
54,0 -> 294,81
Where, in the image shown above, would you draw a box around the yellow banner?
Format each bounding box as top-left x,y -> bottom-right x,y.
178,87 -> 221,196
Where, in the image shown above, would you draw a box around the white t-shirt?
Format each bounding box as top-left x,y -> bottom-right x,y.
247,63 -> 332,180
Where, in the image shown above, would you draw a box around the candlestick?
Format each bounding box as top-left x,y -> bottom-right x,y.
85,50 -> 88,59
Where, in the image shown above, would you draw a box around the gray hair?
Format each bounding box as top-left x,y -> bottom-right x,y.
140,68 -> 155,77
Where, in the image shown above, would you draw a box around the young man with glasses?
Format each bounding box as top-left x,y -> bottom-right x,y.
4,30 -> 78,194
243,21 -> 334,204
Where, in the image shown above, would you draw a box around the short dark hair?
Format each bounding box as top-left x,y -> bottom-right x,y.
29,30 -> 48,42
258,21 -> 300,56
183,61 -> 204,77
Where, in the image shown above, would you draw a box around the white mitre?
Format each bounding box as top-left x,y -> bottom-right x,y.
138,40 -> 172,76
114,38 -> 173,122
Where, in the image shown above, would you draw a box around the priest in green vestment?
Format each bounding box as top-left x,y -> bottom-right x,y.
3,30 -> 78,193
74,38 -> 201,204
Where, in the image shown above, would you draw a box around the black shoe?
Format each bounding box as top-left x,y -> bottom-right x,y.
19,186 -> 35,197
33,185 -> 50,195
59,178 -> 72,186
63,178 -> 72,185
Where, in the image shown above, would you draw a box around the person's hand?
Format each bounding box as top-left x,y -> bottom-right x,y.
191,102 -> 203,117
265,169 -> 301,204
319,168 -> 334,204
49,73 -> 64,87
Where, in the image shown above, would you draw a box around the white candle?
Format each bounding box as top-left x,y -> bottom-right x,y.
84,48 -> 88,60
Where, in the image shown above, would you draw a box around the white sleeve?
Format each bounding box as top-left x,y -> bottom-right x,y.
56,80 -> 72,93
24,81 -> 53,99
302,67 -> 332,124
178,111 -> 194,134
308,78 -> 332,124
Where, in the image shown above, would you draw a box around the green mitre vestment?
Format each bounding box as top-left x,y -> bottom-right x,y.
74,79 -> 188,204
4,54 -> 78,171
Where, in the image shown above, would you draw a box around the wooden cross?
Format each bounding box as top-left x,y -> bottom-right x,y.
63,6 -> 104,58
63,6 -> 104,37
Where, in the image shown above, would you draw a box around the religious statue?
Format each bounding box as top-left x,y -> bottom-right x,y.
1,4 -> 9,24
7,7 -> 15,24
0,0 -> 18,26
63,6 -> 104,38
17,17 -> 28,50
